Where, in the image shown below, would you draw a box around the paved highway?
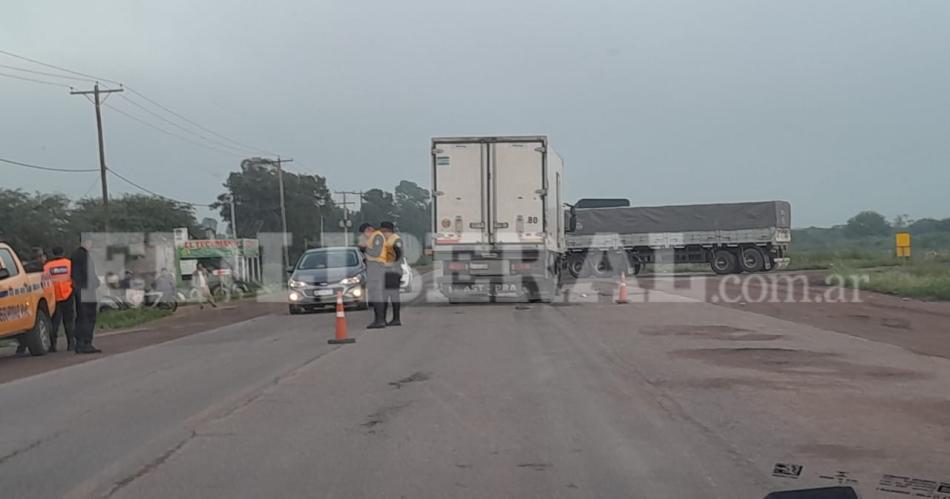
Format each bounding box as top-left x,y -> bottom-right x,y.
1,276 -> 949,498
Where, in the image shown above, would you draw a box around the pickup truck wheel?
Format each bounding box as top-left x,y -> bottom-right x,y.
739,247 -> 766,273
23,307 -> 52,356
710,250 -> 739,275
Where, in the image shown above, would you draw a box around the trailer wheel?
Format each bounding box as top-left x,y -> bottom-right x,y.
739,247 -> 765,273
590,252 -> 613,278
567,253 -> 586,278
710,249 -> 739,275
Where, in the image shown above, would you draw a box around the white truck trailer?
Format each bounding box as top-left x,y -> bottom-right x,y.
430,136 -> 566,302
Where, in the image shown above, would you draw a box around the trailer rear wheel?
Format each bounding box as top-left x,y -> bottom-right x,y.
567,253 -> 586,278
710,249 -> 739,275
739,247 -> 765,273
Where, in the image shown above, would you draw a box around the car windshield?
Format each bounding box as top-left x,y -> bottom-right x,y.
297,250 -> 358,270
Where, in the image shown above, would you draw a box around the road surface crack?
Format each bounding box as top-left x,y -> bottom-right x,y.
388,371 -> 431,389
0,430 -> 65,466
104,430 -> 196,498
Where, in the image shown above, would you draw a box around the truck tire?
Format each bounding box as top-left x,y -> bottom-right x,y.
590,252 -> 613,278
23,306 -> 52,356
567,253 -> 586,278
710,249 -> 739,275
739,247 -> 766,273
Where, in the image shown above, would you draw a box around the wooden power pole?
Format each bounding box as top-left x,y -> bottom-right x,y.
71,83 -> 123,231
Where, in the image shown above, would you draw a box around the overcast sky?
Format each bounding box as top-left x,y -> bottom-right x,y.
2,0 -> 949,227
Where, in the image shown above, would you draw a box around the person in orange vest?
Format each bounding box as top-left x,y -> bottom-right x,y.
44,247 -> 76,352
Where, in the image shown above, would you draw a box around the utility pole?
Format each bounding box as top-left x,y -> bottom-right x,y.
71,83 -> 123,231
268,156 -> 293,267
334,190 -> 363,244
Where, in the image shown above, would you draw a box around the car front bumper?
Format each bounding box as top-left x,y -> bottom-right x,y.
288,284 -> 366,307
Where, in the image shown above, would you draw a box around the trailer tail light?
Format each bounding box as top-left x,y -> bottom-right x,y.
447,262 -> 467,271
511,262 -> 532,271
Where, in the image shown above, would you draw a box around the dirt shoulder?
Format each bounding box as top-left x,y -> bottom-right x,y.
638,271 -> 950,360
0,300 -> 283,385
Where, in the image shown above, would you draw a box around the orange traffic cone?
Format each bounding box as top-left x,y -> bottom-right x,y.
328,291 -> 355,344
616,272 -> 630,304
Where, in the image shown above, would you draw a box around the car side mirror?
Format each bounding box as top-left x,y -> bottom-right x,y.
0,268 -> 10,280
567,205 -> 578,233
286,265 -> 294,275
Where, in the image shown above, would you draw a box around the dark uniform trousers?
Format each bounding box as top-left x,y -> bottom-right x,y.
51,294 -> 76,345
74,289 -> 98,346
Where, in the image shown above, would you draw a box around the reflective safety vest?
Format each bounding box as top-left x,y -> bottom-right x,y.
364,230 -> 387,264
43,257 -> 73,301
383,233 -> 401,265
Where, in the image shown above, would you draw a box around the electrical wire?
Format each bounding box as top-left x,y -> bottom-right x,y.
116,94 -> 260,155
102,102 -> 249,157
0,49 -> 279,158
0,70 -> 72,89
0,48 -> 121,85
106,167 -> 210,206
0,63 -> 96,82
0,156 -> 98,173
125,86 -> 276,157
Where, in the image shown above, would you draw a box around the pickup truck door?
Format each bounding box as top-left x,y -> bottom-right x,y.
0,247 -> 33,335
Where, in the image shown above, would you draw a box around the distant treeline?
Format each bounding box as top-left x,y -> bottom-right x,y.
794,210 -> 950,252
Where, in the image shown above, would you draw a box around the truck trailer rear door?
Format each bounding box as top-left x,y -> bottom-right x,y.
490,141 -> 545,244
432,142 -> 487,245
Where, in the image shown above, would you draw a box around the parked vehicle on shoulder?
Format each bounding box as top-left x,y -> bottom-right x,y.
287,247 -> 367,314
0,242 -> 55,356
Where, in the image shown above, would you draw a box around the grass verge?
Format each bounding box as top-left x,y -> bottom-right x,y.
830,260 -> 950,301
98,307 -> 174,331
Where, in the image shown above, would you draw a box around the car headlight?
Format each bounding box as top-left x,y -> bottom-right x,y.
340,276 -> 362,285
288,279 -> 306,289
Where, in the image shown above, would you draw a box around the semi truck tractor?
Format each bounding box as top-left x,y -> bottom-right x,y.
564,200 -> 792,277
430,136 -> 566,302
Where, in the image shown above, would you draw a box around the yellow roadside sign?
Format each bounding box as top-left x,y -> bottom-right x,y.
896,231 -> 911,258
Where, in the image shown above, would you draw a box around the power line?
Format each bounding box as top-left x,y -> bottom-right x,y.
0,156 -> 98,173
0,70 -> 72,89
125,86 -> 276,157
0,63 -> 96,82
0,49 -> 279,158
116,94 -> 261,155
106,167 -> 210,207
0,48 -> 121,85
102,101 -> 249,157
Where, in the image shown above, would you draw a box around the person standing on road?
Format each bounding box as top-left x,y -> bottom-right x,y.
71,239 -> 102,354
357,223 -> 374,253
363,223 -> 388,329
380,221 -> 403,326
192,263 -> 217,309
44,247 -> 76,352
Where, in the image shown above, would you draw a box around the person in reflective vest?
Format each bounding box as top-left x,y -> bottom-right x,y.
380,221 -> 403,326
43,247 -> 76,352
363,225 -> 389,329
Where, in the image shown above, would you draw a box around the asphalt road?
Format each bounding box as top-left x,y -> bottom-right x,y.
2,276 -> 949,498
